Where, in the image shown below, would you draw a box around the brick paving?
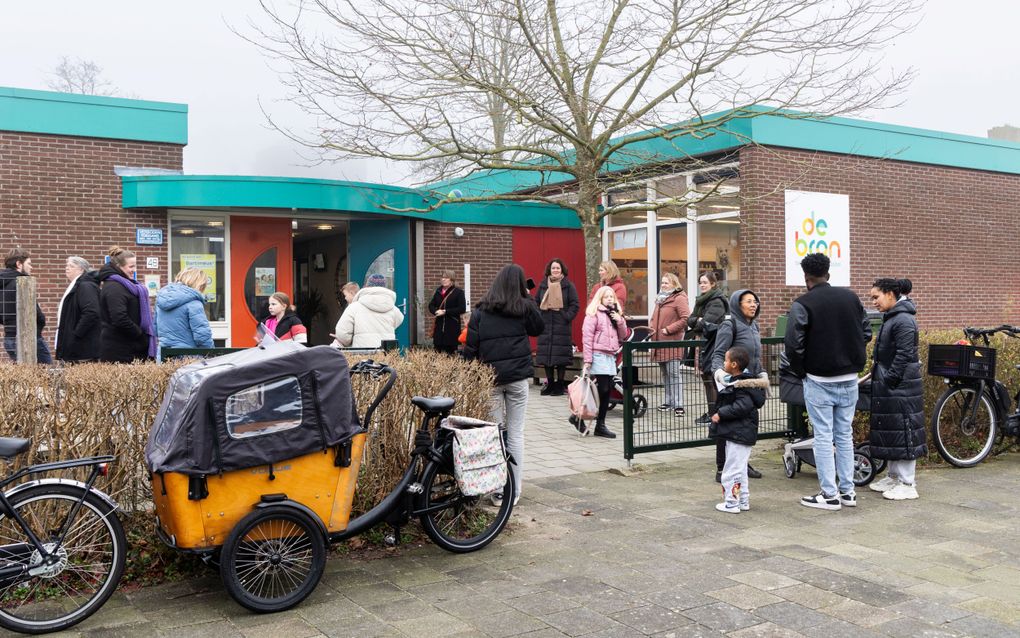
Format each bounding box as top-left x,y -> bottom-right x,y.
29,393 -> 1020,637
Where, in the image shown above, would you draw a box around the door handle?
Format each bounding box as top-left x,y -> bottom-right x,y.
398,298 -> 407,313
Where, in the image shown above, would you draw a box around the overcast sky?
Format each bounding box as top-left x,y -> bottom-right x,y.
2,1 -> 1017,185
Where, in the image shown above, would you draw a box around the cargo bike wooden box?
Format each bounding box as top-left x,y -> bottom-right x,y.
145,342 -> 515,612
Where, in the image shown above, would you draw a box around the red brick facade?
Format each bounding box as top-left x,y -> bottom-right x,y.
421,222 -> 513,338
738,145 -> 1020,331
0,131 -> 183,357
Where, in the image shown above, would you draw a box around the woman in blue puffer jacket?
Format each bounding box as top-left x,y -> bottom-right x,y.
156,267 -> 213,350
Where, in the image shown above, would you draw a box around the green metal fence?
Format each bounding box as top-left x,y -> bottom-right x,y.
622,336 -> 801,460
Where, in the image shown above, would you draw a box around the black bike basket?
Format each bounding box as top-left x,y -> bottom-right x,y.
927,343 -> 996,380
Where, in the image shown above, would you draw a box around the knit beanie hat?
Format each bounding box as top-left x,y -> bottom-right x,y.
366,273 -> 387,287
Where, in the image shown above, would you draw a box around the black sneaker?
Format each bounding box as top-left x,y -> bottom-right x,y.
747,465 -> 762,479
696,413 -> 711,424
800,493 -> 841,511
839,492 -> 857,507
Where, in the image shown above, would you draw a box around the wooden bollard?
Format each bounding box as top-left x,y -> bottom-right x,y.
15,276 -> 37,364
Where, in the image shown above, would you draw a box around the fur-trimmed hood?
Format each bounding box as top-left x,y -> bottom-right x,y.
729,373 -> 770,389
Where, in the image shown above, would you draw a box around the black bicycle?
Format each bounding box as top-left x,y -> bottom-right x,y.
929,325 -> 1020,467
0,442 -> 125,634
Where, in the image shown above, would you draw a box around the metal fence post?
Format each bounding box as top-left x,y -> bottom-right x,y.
15,277 -> 37,364
622,341 -> 633,464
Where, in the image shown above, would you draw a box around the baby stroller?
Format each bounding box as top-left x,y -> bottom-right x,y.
779,356 -> 885,487
604,325 -> 652,418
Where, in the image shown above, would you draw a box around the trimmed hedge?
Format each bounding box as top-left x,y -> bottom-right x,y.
0,349 -> 495,549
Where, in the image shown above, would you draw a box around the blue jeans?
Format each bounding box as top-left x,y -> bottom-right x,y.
3,336 -> 53,364
803,376 -> 857,497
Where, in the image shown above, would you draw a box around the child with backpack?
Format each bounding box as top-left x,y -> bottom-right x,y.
710,346 -> 770,514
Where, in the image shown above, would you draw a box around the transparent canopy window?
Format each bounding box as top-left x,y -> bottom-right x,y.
226,376 -> 303,439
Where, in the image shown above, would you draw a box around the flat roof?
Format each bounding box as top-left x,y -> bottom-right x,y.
431,107 -> 1020,196
0,86 -> 187,145
121,174 -> 580,228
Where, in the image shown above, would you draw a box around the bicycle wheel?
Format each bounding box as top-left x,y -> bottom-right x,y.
418,461 -> 514,553
932,387 -> 997,467
220,506 -> 326,613
0,483 -> 126,634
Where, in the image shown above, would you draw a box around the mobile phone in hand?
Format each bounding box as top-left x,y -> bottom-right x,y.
526,277 -> 536,291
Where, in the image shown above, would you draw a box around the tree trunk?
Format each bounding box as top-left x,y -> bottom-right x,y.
580,210 -> 603,301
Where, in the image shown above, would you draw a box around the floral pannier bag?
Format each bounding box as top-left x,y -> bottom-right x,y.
440,416 -> 508,496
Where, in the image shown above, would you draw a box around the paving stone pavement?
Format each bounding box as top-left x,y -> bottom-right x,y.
27,432 -> 1020,638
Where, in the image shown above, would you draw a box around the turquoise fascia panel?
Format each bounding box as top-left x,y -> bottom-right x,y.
429,107 -> 1020,195
121,175 -> 580,229
0,86 -> 187,144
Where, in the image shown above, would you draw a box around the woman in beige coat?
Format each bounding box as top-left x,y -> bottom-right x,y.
333,274 -> 404,348
649,273 -> 690,417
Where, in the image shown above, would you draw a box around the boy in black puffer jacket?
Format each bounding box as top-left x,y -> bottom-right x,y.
710,346 -> 769,514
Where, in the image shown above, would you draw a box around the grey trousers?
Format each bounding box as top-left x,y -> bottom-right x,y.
489,379 -> 529,499
659,360 -> 684,408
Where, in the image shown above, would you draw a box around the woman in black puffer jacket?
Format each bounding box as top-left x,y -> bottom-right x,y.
463,264 -> 544,506
867,278 -> 925,501
534,258 -> 580,396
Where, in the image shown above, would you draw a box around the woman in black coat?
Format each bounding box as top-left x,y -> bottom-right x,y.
686,271 -> 729,423
534,258 -> 580,396
867,278 -> 924,501
463,264 -> 544,506
55,256 -> 101,362
98,247 -> 155,363
427,270 -> 466,355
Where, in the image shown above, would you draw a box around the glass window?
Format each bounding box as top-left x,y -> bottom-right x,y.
226,376 -> 303,439
697,219 -> 741,296
364,249 -> 395,290
693,174 -> 740,217
171,218 -> 226,321
243,248 -> 278,323
609,228 -> 648,316
657,225 -> 688,291
606,186 -> 649,227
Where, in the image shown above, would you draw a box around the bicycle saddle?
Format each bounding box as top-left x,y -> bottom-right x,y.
411,396 -> 456,414
0,437 -> 31,459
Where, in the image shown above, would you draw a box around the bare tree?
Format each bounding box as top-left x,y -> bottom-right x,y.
48,56 -> 117,96
249,0 -> 919,285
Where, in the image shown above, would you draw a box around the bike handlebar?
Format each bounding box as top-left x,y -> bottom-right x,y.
349,359 -> 397,426
963,325 -> 1020,340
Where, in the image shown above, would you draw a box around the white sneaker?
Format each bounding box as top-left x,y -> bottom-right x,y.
883,483 -> 918,500
869,476 -> 898,493
715,502 -> 740,514
738,502 -> 750,512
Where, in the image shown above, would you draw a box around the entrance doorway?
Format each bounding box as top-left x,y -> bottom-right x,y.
292,220 -> 348,345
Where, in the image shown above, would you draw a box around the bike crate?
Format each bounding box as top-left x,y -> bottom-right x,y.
927,343 -> 996,380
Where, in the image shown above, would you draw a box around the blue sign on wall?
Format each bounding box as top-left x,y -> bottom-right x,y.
136,228 -> 164,245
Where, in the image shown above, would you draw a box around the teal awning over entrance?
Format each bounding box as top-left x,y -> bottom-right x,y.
121,174 -> 581,228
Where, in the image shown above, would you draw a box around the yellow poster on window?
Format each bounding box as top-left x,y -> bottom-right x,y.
180,254 -> 217,302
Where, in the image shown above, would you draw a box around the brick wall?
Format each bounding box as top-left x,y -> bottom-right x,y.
0,131 -> 183,357
422,222 -> 513,337
739,145 -> 1020,331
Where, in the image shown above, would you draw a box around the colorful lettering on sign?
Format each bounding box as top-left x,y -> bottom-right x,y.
794,210 -> 841,258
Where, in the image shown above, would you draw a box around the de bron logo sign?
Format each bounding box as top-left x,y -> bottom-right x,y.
784,190 -> 851,287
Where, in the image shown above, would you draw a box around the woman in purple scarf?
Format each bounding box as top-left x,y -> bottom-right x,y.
97,246 -> 156,362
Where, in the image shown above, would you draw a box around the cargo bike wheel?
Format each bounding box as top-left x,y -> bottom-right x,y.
418,461 -> 514,553
932,387 -> 997,467
220,506 -> 326,613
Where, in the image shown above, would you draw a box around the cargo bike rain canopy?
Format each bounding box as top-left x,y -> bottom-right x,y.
146,342 -> 360,476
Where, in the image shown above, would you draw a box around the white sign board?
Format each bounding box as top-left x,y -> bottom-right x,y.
146,257 -> 159,269
784,190 -> 850,287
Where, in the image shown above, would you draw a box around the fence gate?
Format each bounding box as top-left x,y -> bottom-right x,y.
622,336 -> 799,460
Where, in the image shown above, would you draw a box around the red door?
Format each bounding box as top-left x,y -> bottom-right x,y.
230,217 -> 293,346
512,228 -> 588,350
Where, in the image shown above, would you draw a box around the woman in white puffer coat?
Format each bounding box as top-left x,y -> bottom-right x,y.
332,274 -> 404,348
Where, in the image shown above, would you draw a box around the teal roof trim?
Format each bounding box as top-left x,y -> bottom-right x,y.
121,175 -> 580,229
0,86 -> 187,144
431,108 -> 1020,195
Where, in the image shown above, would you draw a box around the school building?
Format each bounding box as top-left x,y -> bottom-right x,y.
2,86 -> 1019,352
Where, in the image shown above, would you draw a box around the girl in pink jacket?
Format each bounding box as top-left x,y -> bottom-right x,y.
579,286 -> 629,438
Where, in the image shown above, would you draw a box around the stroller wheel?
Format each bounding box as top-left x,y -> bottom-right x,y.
853,449 -> 876,486
784,456 -> 796,479
633,395 -> 647,418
